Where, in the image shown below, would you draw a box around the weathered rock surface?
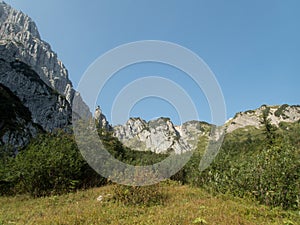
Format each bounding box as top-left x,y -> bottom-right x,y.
113,117 -> 211,154
113,104 -> 300,154
0,1 -> 90,118
0,51 -> 71,131
226,104 -> 300,133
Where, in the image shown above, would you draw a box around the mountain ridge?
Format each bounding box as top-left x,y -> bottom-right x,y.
109,104 -> 300,154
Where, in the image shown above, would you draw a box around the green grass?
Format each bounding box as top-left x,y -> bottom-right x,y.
0,183 -> 299,225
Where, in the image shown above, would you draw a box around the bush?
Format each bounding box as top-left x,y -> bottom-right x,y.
112,183 -> 166,206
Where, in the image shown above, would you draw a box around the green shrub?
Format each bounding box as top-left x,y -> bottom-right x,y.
275,104 -> 289,117
112,183 -> 166,206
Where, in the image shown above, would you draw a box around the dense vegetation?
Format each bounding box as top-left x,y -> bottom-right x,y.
0,131 -> 106,197
178,116 -> 300,210
0,127 -> 167,197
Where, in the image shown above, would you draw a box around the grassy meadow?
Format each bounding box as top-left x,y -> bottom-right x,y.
0,182 -> 299,225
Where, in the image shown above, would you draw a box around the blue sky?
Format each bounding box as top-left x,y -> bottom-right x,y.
5,0 -> 300,125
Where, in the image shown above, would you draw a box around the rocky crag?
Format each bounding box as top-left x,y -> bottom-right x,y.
226,104 -> 300,133
113,117 -> 211,154
111,104 -> 300,154
1,2 -> 299,153
0,1 -> 90,118
0,2 -> 90,147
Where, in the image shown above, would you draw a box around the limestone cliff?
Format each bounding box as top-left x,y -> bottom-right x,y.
113,117 -> 211,154
0,2 -> 91,147
113,104 -> 300,154
0,1 -> 90,118
226,104 -> 300,133
0,50 -> 71,132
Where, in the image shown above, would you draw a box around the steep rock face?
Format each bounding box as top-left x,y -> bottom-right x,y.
226,105 -> 300,133
0,83 -> 40,147
175,120 -> 211,149
0,2 -> 90,118
113,118 -> 211,154
0,49 -> 71,131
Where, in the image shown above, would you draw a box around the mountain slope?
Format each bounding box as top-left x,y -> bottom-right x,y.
0,2 -> 95,147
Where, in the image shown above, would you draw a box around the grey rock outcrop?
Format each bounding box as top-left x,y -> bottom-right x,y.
226,104 -> 300,133
94,106 -> 111,130
0,1 -> 90,118
113,117 -> 211,154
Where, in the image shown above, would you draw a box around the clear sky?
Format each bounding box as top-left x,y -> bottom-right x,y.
4,0 -> 300,125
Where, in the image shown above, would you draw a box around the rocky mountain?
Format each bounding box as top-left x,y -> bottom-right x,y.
0,1 -> 90,119
113,117 -> 211,154
0,2 -> 92,147
112,104 -> 300,154
1,2 -> 299,154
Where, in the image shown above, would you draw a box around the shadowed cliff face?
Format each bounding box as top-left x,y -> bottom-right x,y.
0,54 -> 72,132
0,83 -> 40,147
